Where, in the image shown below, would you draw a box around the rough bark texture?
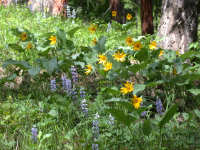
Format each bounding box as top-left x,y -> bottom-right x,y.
141,0 -> 154,35
157,0 -> 198,53
28,0 -> 67,16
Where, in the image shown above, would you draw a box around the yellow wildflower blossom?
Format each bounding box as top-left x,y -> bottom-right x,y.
112,51 -> 126,62
126,37 -> 133,46
132,95 -> 142,109
98,54 -> 107,64
126,13 -> 132,20
159,50 -> 164,57
149,41 -> 157,50
103,62 -> 112,71
112,11 -> 117,17
20,32 -> 27,41
88,25 -> 97,34
120,81 -> 134,95
133,41 -> 142,51
26,42 -> 32,49
85,64 -> 92,75
92,38 -> 97,45
176,50 -> 181,56
49,35 -> 57,45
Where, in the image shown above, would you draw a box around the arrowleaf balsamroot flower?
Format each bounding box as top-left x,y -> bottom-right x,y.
112,10 -> 117,17
132,95 -> 142,109
88,25 -> 97,34
149,41 -> 157,50
20,32 -> 27,41
120,81 -> 134,95
113,51 -> 126,62
133,41 -> 142,51
126,13 -> 132,20
26,42 -> 32,49
126,37 -> 133,46
49,35 -> 57,45
159,50 -> 164,57
92,38 -> 97,45
98,54 -> 107,64
85,64 -> 92,75
103,62 -> 112,71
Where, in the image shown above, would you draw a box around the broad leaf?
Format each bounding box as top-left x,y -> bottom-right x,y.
142,119 -> 152,136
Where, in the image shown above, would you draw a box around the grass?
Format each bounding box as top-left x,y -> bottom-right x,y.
0,4 -> 200,150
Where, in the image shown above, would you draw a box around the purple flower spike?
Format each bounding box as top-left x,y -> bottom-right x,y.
31,127 -> 38,142
156,98 -> 164,115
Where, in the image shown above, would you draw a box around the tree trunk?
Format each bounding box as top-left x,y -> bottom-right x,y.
140,0 -> 154,35
28,0 -> 67,16
157,0 -> 198,53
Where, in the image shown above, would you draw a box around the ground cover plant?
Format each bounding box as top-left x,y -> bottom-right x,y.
1,4 -> 200,150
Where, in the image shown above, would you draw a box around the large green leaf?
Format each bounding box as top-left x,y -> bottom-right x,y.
194,109 -> 200,119
188,89 -> 200,96
8,44 -> 24,52
106,108 -> 136,126
159,104 -> 177,128
3,60 -> 31,69
93,36 -> 106,52
67,27 -> 80,38
28,66 -> 40,76
42,58 -> 58,74
133,84 -> 146,95
142,119 -> 152,136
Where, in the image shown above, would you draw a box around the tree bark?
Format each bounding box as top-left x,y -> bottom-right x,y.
157,0 -> 198,53
140,0 -> 154,35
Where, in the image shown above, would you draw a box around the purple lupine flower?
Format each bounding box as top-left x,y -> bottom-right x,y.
92,144 -> 99,150
31,127 -> 38,142
108,114 -> 114,125
93,113 -> 100,141
71,66 -> 78,84
71,88 -> 77,100
80,88 -> 86,98
141,111 -> 147,117
50,78 -> 56,91
81,99 -> 88,117
156,98 -> 164,115
61,74 -> 72,94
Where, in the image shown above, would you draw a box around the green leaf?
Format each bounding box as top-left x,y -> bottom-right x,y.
93,36 -> 106,52
142,119 -> 152,136
67,27 -> 80,38
28,66 -> 40,76
42,58 -> 58,74
194,109 -> 200,119
106,108 -> 136,126
3,60 -> 30,69
133,84 -> 146,95
159,104 -> 177,128
135,49 -> 149,62
8,44 -> 24,52
48,109 -> 58,117
188,89 -> 200,96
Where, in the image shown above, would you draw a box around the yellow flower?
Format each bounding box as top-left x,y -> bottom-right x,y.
92,38 -> 97,45
85,64 -> 92,75
113,51 -> 126,62
132,95 -> 142,109
126,13 -> 132,20
149,41 -> 157,50
103,62 -> 112,71
173,68 -> 177,75
133,41 -> 142,51
26,42 -> 32,49
112,10 -> 117,17
126,37 -> 133,46
159,50 -> 164,57
98,54 -> 107,64
176,50 -> 181,56
120,81 -> 134,95
88,25 -> 97,34
20,32 -> 27,41
49,35 -> 57,45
